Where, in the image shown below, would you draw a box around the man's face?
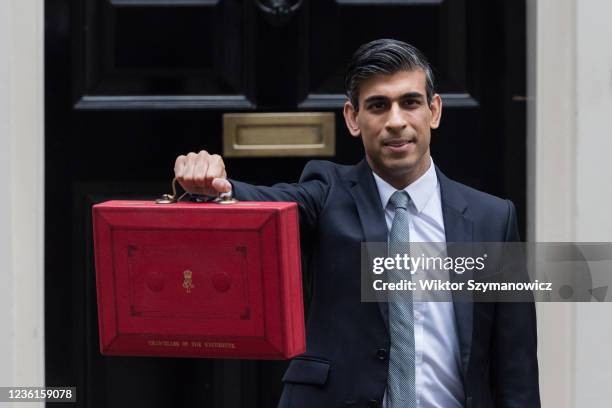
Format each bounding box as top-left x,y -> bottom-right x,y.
343,69 -> 442,187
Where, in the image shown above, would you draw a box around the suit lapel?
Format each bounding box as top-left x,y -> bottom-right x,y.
346,160 -> 390,333
437,166 -> 474,381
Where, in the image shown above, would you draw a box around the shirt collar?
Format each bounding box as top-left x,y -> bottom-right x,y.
372,158 -> 438,214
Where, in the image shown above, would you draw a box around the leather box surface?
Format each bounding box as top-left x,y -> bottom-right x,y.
92,200 -> 305,359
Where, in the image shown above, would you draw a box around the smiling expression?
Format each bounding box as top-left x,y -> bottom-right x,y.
343,69 -> 442,189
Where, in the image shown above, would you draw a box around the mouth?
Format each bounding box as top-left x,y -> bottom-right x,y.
383,138 -> 416,153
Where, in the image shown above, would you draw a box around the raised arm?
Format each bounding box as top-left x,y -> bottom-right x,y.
173,150 -> 330,232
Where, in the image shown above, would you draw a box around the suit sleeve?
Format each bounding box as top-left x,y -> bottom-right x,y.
228,160 -> 331,233
490,200 -> 541,407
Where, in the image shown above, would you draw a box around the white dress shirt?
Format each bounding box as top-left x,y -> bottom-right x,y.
374,158 -> 465,408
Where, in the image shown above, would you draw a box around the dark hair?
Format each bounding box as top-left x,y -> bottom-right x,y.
344,39 -> 435,110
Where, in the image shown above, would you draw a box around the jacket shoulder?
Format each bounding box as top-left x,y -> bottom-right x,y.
300,160 -> 356,182
447,178 -> 511,211
441,174 -> 518,240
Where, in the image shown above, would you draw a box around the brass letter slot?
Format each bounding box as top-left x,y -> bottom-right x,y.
223,112 -> 335,157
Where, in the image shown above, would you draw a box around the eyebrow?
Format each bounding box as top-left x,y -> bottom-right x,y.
401,92 -> 425,100
363,92 -> 425,105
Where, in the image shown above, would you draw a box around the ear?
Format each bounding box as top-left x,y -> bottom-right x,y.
429,93 -> 442,129
343,101 -> 361,137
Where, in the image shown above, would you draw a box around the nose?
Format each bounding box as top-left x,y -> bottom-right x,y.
385,102 -> 407,133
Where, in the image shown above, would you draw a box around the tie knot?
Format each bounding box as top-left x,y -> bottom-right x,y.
389,190 -> 411,209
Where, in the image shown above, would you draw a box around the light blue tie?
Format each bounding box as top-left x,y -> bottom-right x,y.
386,191 -> 416,408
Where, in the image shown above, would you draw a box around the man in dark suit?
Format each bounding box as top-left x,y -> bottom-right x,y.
174,39 -> 540,408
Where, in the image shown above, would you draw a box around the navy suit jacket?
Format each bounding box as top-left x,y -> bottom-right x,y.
231,159 -> 540,408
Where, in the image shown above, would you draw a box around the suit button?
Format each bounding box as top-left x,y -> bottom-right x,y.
376,348 -> 387,360
367,400 -> 380,408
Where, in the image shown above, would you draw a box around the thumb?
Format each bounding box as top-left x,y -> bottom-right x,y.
212,178 -> 232,194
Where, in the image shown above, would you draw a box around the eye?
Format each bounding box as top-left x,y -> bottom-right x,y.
367,101 -> 387,112
402,99 -> 420,108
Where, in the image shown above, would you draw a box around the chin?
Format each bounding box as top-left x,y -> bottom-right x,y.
388,156 -> 419,170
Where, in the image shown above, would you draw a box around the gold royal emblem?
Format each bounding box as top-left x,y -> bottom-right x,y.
182,270 -> 195,294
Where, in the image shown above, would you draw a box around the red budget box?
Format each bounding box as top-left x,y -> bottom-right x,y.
92,199 -> 305,359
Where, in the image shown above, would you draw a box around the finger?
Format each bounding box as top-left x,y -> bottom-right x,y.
193,151 -> 210,190
212,178 -> 232,193
205,154 -> 225,182
174,155 -> 186,179
176,154 -> 195,192
181,152 -> 198,192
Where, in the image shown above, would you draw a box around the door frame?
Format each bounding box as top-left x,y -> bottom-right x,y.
0,0 -> 45,397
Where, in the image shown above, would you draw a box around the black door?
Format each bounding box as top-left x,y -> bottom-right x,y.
45,0 -> 526,407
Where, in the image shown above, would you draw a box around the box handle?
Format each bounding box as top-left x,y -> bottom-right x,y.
156,178 -> 237,205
